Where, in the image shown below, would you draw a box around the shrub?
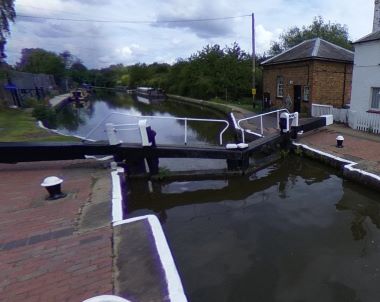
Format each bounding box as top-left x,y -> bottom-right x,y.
32,105 -> 57,128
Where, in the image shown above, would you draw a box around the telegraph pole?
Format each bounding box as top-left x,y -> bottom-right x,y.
251,13 -> 256,109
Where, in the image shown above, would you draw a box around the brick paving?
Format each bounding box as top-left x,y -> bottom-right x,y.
0,160 -> 113,302
298,123 -> 380,174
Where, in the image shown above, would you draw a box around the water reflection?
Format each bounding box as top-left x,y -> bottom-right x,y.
126,156 -> 380,302
336,182 -> 380,241
53,92 -> 235,145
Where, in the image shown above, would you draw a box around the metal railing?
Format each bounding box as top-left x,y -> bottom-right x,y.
84,112 -> 230,145
237,109 -> 289,142
311,104 -> 333,117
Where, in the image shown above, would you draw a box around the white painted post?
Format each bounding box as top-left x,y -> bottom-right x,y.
260,116 -> 263,136
286,114 -> 290,132
184,118 -> 188,145
138,119 -> 152,147
292,112 -> 299,127
105,123 -> 120,145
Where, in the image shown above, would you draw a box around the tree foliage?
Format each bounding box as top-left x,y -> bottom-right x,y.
0,0 -> 16,59
268,16 -> 353,56
16,48 -> 66,82
165,43 -> 253,100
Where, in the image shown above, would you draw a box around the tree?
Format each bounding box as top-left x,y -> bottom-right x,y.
0,0 -> 16,60
17,48 -> 66,82
268,16 -> 352,56
69,60 -> 88,84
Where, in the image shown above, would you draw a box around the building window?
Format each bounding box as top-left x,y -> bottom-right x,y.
371,88 -> 380,110
303,86 -> 310,102
276,76 -> 284,98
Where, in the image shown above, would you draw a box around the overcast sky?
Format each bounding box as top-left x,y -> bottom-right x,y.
5,0 -> 376,68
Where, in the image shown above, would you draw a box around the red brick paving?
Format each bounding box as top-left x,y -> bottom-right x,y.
0,160 -> 113,302
298,124 -> 380,173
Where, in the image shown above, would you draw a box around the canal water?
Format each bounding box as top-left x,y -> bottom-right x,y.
54,93 -> 235,170
128,157 -> 380,302
55,94 -> 380,302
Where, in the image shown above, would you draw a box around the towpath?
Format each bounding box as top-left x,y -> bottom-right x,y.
49,93 -> 71,107
297,123 -> 380,175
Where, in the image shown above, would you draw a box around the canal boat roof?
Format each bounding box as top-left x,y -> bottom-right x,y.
137,87 -> 155,91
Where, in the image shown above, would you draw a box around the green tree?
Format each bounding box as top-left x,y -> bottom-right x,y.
0,0 -> 16,60
17,48 -> 65,83
268,16 -> 352,55
69,60 -> 88,84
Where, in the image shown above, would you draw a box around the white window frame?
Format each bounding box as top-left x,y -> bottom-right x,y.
276,76 -> 284,98
303,86 -> 310,102
371,87 -> 380,110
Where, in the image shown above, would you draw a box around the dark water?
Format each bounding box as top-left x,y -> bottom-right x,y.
55,93 -> 235,145
56,94 -> 380,301
127,157 -> 380,302
54,93 -> 235,170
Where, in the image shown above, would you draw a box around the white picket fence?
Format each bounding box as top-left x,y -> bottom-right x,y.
312,103 -> 380,134
332,108 -> 349,124
352,111 -> 380,133
311,104 -> 333,117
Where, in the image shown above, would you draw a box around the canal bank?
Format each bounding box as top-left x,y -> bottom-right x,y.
294,123 -> 380,192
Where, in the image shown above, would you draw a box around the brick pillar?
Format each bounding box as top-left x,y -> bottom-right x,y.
374,0 -> 380,32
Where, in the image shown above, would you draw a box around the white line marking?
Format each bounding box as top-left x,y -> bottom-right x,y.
114,215 -> 188,302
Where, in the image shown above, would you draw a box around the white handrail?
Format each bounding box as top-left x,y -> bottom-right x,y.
84,112 -> 230,145
237,109 -> 289,142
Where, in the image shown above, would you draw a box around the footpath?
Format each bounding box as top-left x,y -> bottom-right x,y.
298,123 -> 380,175
0,159 -> 113,302
49,93 -> 71,107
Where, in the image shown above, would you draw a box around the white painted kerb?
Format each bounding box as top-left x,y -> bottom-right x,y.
293,142 -> 380,182
114,215 -> 188,302
111,166 -> 124,223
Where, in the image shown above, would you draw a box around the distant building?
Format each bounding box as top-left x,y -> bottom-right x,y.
350,0 -> 380,114
2,70 -> 56,107
261,38 -> 354,114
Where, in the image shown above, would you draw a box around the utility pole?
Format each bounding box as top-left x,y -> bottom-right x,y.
251,13 -> 256,110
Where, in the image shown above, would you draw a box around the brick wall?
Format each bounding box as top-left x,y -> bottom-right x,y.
263,60 -> 352,114
263,61 -> 312,114
312,61 -> 352,107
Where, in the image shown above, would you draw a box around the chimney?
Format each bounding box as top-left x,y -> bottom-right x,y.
374,0 -> 380,32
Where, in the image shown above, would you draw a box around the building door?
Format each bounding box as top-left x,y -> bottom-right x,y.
294,85 -> 302,113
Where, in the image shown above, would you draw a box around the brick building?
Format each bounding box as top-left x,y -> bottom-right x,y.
261,38 -> 354,114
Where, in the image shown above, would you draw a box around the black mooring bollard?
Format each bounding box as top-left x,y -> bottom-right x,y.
41,176 -> 67,200
336,135 -> 344,148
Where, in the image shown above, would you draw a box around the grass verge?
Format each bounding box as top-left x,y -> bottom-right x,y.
0,107 -> 77,142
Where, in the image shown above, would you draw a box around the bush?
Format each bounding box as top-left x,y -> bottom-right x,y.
32,105 -> 57,128
23,97 -> 40,108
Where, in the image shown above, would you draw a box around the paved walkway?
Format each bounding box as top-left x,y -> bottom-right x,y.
49,93 -> 71,107
0,160 -> 113,302
298,123 -> 380,175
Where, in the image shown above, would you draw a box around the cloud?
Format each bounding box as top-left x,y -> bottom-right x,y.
153,0 -> 236,38
61,0 -> 110,5
5,0 -> 377,68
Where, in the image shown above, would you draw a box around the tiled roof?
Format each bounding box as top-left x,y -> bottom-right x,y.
353,31 -> 380,44
261,38 -> 354,65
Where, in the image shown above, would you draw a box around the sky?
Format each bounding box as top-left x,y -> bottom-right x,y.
5,0 -> 376,68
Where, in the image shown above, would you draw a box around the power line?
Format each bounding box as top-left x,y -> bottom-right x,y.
16,14 -> 251,24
